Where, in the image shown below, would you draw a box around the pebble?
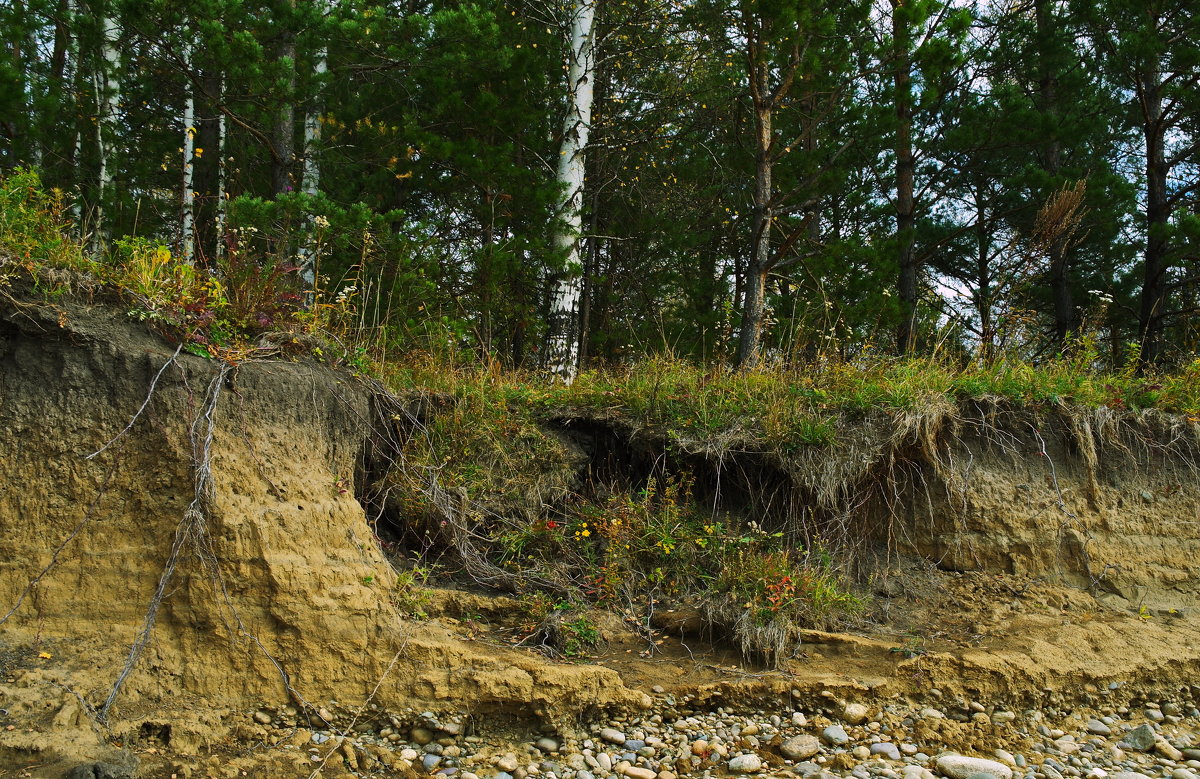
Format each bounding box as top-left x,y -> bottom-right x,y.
1158,741 -> 1186,762
822,725 -> 850,746
935,754 -> 1015,779
783,735 -> 822,761
871,743 -> 902,761
728,754 -> 763,773
601,728 -> 627,745
1121,725 -> 1157,752
1087,720 -> 1113,736
252,710 -> 272,725
622,767 -> 656,779
843,703 -> 870,725
536,738 -> 559,754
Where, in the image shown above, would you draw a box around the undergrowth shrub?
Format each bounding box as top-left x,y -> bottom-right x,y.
0,168 -> 86,274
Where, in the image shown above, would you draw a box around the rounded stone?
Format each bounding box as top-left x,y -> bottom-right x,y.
935,755 -> 1014,779
821,726 -> 850,746
728,754 -> 763,774
622,767 -> 657,779
871,743 -> 902,761
782,735 -> 821,761
843,703 -> 870,725
600,729 -> 627,746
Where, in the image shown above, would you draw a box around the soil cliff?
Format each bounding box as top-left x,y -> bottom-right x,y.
0,290 -> 642,774
4,287 -> 1200,777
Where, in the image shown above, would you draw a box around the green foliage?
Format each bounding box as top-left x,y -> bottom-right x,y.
561,614 -> 599,657
889,635 -> 928,658
0,169 -> 86,272
392,565 -> 435,618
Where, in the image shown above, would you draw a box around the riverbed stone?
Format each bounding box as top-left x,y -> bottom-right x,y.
782,735 -> 821,761
843,703 -> 870,725
1120,725 -> 1157,752
935,755 -> 1014,779
728,754 -> 763,773
600,729 -> 627,746
871,743 -> 902,761
822,726 -> 850,746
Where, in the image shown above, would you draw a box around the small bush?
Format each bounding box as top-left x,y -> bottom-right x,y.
0,168 -> 87,273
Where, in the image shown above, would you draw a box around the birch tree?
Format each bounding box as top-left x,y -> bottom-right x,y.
89,1 -> 121,253
298,0 -> 332,296
181,43 -> 196,262
544,0 -> 597,384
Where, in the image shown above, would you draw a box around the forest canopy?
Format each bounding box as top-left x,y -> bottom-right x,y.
1,0 -> 1197,374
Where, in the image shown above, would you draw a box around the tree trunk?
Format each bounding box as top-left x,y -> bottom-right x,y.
1138,66 -> 1169,365
12,0 -> 43,168
65,0 -> 81,229
181,44 -> 196,263
975,185 -> 994,362
92,5 -> 121,253
193,71 -> 222,264
735,81 -> 773,370
273,9 -> 296,196
1036,0 -> 1075,349
216,76 -> 227,258
893,0 -> 917,354
544,0 -> 597,384
298,3 -> 330,297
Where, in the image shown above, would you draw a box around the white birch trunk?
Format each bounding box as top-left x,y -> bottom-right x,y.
298,6 -> 329,297
65,0 -> 82,229
544,0 -> 596,384
216,76 -> 227,260
92,9 -> 121,254
181,44 -> 196,263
